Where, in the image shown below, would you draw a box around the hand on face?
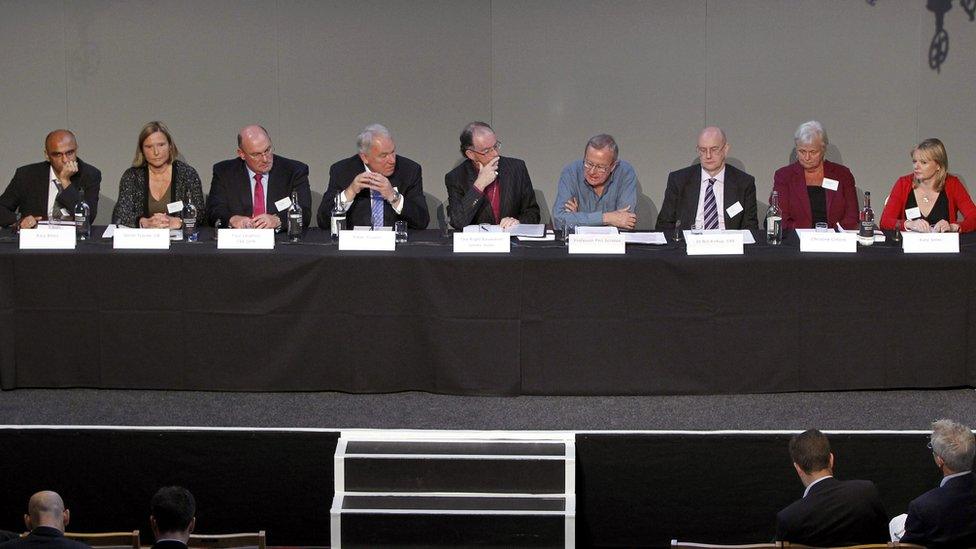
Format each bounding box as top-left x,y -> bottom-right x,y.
57,160 -> 79,185
474,156 -> 500,191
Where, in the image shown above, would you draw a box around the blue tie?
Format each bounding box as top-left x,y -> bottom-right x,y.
703,178 -> 719,230
371,190 -> 384,228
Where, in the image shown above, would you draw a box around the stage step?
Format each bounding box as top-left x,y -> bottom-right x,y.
330,431 -> 576,548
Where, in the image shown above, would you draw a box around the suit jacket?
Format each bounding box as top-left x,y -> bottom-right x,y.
901,472 -> 976,548
204,155 -> 311,229
444,157 -> 541,228
0,159 -> 101,227
655,163 -> 758,231
151,540 -> 188,549
772,160 -> 859,230
112,160 -> 206,227
0,527 -> 89,549
775,477 -> 889,545
318,154 -> 429,229
880,174 -> 976,232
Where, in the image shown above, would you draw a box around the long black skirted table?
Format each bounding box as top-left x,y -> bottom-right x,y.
1,228 -> 975,395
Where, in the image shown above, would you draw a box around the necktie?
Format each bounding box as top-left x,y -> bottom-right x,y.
703,178 -> 719,230
253,174 -> 266,217
371,190 -> 384,228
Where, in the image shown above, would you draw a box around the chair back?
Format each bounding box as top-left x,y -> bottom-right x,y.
65,531 -> 140,549
188,531 -> 265,549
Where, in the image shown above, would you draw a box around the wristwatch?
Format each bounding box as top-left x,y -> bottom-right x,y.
389,190 -> 402,205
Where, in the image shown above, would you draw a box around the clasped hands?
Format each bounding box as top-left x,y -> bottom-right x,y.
347,171 -> 398,203
140,213 -> 183,229
229,213 -> 280,229
904,218 -> 957,233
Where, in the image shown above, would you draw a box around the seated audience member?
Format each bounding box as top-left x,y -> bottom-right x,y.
890,419 -> 976,547
552,134 -> 637,230
775,429 -> 889,545
0,491 -> 88,549
655,126 -> 757,231
112,121 -> 205,229
444,121 -> 540,230
0,130 -> 101,229
319,124 -> 429,230
772,120 -> 858,230
149,486 -> 196,549
205,125 -> 311,229
880,138 -> 976,233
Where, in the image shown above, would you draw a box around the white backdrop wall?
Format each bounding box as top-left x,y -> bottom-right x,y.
1,0 -> 973,227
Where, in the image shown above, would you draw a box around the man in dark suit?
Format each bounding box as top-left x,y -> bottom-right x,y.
655,126 -> 757,231
205,125 -> 311,229
444,121 -> 539,230
775,429 -> 889,545
319,124 -> 429,230
894,419 -> 976,547
148,486 -> 195,549
0,491 -> 88,549
0,130 -> 101,229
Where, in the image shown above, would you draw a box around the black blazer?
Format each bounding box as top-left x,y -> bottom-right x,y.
655,163 -> 758,231
902,472 -> 976,548
444,157 -> 540,229
0,527 -> 89,549
0,160 -> 101,227
775,477 -> 889,545
318,154 -> 429,230
204,155 -> 311,229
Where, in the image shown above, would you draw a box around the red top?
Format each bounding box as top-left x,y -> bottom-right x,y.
477,180 -> 501,222
879,174 -> 976,232
772,160 -> 859,230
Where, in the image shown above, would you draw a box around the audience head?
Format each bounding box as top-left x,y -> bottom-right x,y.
697,126 -> 728,176
793,120 -> 827,171
929,418 -> 975,475
44,130 -> 78,175
24,491 -> 70,532
789,429 -> 834,480
237,125 -> 274,175
357,123 -> 397,177
460,121 -> 499,165
911,137 -> 949,191
150,486 -> 196,542
133,121 -> 179,169
582,133 -> 619,188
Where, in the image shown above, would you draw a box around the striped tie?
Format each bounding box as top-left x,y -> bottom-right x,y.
371,190 -> 384,228
703,178 -> 719,230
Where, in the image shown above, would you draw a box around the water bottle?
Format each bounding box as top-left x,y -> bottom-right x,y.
182,191 -> 198,242
765,190 -> 782,245
858,191 -> 875,246
287,191 -> 303,242
331,193 -> 346,240
74,189 -> 91,240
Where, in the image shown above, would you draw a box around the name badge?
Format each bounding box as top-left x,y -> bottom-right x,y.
113,228 -> 170,249
339,229 -> 396,251
274,196 -> 292,212
822,178 -> 840,191
453,232 -> 511,253
685,232 -> 744,255
217,228 -> 275,249
568,234 -> 626,254
726,201 -> 744,218
902,232 -> 959,253
166,201 -> 184,214
797,229 -> 857,253
19,226 -> 76,249
905,207 -> 922,220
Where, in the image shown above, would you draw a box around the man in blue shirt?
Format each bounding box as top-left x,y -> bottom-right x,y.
552,134 -> 638,230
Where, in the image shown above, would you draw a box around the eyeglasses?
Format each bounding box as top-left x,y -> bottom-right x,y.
468,141 -> 501,156
245,146 -> 274,160
697,146 -> 724,156
583,160 -> 615,174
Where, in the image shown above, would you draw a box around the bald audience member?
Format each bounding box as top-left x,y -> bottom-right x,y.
0,491 -> 88,549
149,487 -> 196,549
0,130 -> 101,229
205,125 -> 311,229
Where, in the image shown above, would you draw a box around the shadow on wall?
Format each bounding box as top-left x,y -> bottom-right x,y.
867,0 -> 975,72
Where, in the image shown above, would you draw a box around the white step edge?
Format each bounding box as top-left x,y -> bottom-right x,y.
341,453 -> 566,460
336,491 -> 566,498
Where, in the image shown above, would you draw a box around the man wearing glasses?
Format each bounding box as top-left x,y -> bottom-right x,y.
655,126 -> 757,231
0,130 -> 101,229
445,121 -> 540,230
206,125 -> 311,229
552,134 -> 637,230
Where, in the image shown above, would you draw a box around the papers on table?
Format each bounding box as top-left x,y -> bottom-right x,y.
462,224 -> 545,237
682,229 -> 756,244
623,232 -> 667,245
575,226 -> 618,235
516,230 -> 556,241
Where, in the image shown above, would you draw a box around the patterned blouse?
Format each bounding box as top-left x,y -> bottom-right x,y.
112,159 -> 206,228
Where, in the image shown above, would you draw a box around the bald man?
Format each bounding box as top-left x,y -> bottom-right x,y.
205,125 -> 311,229
0,491 -> 88,549
655,126 -> 757,231
0,130 -> 101,229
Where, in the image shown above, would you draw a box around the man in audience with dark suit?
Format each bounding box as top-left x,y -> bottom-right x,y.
775,429 -> 889,545
891,419 -> 976,547
655,126 -> 757,232
319,124 -> 429,230
0,491 -> 88,549
149,486 -> 195,549
205,125 -> 311,230
0,130 -> 101,229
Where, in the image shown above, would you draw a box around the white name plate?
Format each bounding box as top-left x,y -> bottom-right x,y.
19,226 -> 76,249
568,234 -> 626,254
797,230 -> 857,253
113,228 -> 170,249
217,228 -> 275,249
453,232 -> 511,253
686,232 -> 744,255
902,231 -> 959,253
339,229 -> 396,251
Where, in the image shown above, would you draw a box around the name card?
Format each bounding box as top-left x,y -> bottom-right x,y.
274,196 -> 292,212
113,228 -> 170,249
568,234 -> 626,254
685,232 -> 744,255
339,229 -> 396,251
902,231 -> 959,253
822,178 -> 840,191
217,228 -> 275,249
453,232 -> 511,253
166,201 -> 184,214
797,229 -> 857,253
19,226 -> 76,249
